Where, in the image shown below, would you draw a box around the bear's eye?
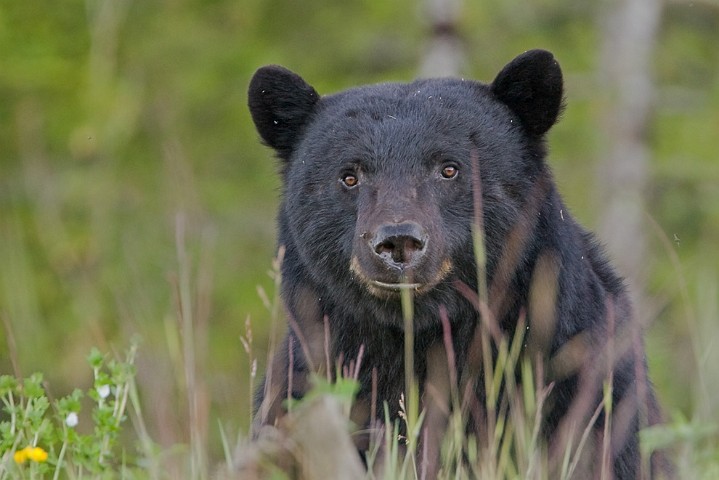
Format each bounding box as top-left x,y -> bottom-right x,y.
341,173 -> 359,188
441,165 -> 459,179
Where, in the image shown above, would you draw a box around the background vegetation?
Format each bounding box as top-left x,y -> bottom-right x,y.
1,0 -> 717,475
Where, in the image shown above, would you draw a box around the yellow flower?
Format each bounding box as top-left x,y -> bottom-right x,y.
13,446 -> 48,464
27,446 -> 48,462
13,449 -> 28,464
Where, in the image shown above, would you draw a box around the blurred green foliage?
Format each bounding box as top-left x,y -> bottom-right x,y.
1,0 -> 717,464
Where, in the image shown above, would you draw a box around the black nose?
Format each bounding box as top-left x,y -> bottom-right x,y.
371,222 -> 428,268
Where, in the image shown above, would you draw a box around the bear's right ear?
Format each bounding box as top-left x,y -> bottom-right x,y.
491,50 -> 564,136
248,65 -> 320,160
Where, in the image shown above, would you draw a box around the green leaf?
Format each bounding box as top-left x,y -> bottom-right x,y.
87,348 -> 105,370
23,373 -> 45,398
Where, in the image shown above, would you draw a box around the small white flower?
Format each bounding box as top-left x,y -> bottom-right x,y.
97,384 -> 111,399
65,412 -> 79,427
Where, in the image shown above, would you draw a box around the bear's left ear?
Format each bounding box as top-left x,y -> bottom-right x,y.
248,65 -> 320,160
491,49 -> 564,136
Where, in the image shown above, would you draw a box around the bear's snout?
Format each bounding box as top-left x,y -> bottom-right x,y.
351,218 -> 449,297
370,222 -> 428,269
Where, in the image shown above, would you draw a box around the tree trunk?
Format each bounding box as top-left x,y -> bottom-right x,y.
420,0 -> 464,77
598,0 -> 663,311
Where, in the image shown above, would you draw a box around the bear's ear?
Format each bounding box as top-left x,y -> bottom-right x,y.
490,49 -> 564,136
248,65 -> 320,159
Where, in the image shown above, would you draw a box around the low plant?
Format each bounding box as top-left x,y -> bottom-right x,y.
0,340 -> 141,479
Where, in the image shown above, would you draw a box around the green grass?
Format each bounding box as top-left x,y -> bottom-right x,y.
3,246 -> 717,478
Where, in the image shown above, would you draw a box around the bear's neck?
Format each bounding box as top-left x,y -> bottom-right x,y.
505,185 -> 628,350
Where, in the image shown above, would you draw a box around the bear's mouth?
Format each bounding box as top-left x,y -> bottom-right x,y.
350,256 -> 454,298
351,256 -> 425,295
369,280 -> 424,291
366,279 -> 430,299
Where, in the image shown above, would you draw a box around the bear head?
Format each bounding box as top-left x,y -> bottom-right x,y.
248,49 -> 563,326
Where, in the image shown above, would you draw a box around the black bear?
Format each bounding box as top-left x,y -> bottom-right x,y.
248,50 -> 666,478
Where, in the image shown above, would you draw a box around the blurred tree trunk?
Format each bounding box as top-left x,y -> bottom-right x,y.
597,0 -> 663,311
420,0 -> 464,77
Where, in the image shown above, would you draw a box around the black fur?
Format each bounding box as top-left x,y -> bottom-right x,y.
248,50 -> 666,479
248,65 -> 319,161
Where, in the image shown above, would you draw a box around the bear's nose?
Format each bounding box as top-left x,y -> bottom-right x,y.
371,222 -> 428,268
